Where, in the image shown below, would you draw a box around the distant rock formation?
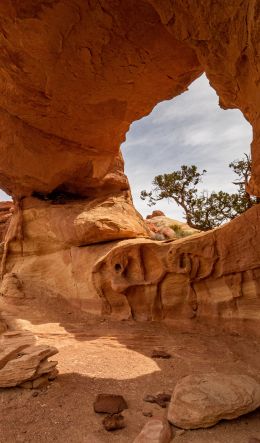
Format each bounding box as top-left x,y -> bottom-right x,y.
146,210 -> 165,219
145,215 -> 199,240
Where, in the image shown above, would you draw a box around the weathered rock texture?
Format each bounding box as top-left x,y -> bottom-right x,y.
0,330 -> 58,388
0,1 -> 259,197
0,1 -> 259,328
167,373 -> 260,429
92,205 -> 260,322
0,201 -> 13,242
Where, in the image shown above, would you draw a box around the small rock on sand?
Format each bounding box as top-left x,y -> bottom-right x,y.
94,394 -> 128,414
133,417 -> 172,443
102,413 -> 125,431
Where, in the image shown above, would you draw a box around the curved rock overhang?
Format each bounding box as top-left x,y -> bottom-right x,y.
0,0 -> 258,198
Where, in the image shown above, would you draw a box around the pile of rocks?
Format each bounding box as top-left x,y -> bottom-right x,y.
93,394 -> 128,431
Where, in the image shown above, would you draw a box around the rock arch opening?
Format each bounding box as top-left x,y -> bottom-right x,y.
122,74 -> 253,224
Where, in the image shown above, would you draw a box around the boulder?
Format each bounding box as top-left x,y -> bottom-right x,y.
167,373 -> 260,429
20,193 -> 149,254
133,418 -> 172,443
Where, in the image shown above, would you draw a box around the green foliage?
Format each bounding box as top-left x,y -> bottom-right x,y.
170,224 -> 190,238
141,154 -> 258,232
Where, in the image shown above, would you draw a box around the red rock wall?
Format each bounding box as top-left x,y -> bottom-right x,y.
0,1 -> 259,198
0,1 -> 259,328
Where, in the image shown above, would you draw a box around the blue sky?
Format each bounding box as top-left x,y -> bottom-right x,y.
121,74 -> 252,221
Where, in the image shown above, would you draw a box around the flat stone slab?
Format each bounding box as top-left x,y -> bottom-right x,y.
0,331 -> 58,388
167,373 -> 260,429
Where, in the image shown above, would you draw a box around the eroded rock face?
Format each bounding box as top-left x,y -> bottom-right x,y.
0,1 -> 259,199
0,1 -> 259,330
0,201 -> 13,242
0,1 -> 201,198
2,203 -> 259,327
92,205 -> 260,322
15,193 -> 149,253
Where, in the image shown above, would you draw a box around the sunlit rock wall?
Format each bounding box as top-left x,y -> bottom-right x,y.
0,1 -> 259,329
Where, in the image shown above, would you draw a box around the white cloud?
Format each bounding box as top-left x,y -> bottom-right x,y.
121,74 -> 252,221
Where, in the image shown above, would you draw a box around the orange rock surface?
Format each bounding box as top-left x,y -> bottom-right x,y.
0,1 -> 259,198
0,1 -> 259,330
0,201 -> 13,242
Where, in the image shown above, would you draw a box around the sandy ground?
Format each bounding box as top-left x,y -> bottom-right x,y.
0,294 -> 260,443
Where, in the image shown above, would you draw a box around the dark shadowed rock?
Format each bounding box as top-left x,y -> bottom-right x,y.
94,394 -> 128,414
143,410 -> 153,417
143,393 -> 171,408
151,350 -> 172,359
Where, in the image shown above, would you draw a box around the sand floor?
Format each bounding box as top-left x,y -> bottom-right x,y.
0,295 -> 260,443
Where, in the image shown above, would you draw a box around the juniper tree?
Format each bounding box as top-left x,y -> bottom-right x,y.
140,154 -> 258,231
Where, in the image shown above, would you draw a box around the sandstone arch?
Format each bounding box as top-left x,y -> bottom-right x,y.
0,0 -> 259,329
